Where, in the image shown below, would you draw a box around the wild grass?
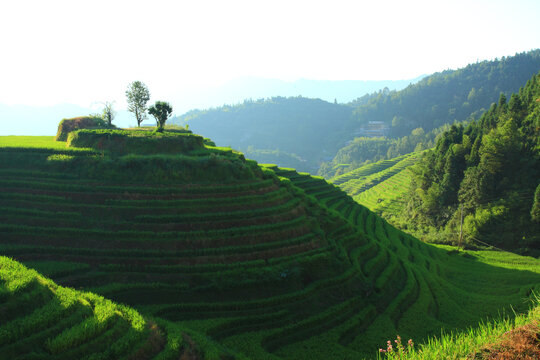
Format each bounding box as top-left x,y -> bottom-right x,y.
376,294 -> 540,360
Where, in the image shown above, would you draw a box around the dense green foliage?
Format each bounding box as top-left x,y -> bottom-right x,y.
149,101 -> 173,131
319,50 -> 540,177
319,127 -> 443,178
400,72 -> 540,255
352,50 -> 540,138
173,96 -> 354,173
126,81 -> 151,127
55,116 -> 111,141
67,128 -> 205,154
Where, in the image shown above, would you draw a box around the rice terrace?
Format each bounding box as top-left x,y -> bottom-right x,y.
0,113 -> 538,358
1,3 -> 540,357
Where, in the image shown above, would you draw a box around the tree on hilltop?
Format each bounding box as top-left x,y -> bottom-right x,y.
148,101 -> 173,132
101,101 -> 116,127
126,81 -> 151,127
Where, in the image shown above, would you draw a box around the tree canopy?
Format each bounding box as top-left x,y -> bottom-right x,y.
101,101 -> 116,127
148,101 -> 173,131
399,71 -> 540,255
319,50 -> 540,177
126,81 -> 151,127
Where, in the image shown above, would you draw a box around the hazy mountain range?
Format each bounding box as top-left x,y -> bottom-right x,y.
0,77 -> 423,136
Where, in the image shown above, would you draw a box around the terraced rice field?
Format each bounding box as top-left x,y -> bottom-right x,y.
0,256 -> 186,359
353,165 -> 414,216
268,165 -> 540,359
1,135 -> 539,359
329,152 -> 423,221
330,152 -> 422,199
330,154 -> 411,186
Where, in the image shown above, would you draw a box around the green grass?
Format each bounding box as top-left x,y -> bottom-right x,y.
1,134 -> 539,359
0,256 -> 189,359
334,151 -> 422,198
376,294 -> 540,360
330,150 -> 425,224
274,164 -> 540,359
0,136 -> 77,150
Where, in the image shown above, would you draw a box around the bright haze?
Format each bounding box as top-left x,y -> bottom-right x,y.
0,0 -> 539,134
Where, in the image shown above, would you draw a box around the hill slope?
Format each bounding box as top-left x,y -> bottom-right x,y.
400,71 -> 540,254
171,51 -> 540,177
320,49 -> 540,177
173,96 -> 355,173
329,151 -> 423,221
0,256 -> 188,359
0,132 -> 539,359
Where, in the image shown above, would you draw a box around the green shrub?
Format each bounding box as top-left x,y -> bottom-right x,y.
55,116 -> 109,142
67,129 -> 205,155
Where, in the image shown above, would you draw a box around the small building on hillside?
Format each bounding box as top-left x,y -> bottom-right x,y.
353,121 -> 390,137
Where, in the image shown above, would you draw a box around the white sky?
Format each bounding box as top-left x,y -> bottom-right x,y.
0,0 -> 539,109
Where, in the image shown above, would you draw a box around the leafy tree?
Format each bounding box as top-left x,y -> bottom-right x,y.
101,101 -> 116,127
402,71 -> 540,254
148,101 -> 173,131
126,81 -> 151,127
532,184 -> 540,223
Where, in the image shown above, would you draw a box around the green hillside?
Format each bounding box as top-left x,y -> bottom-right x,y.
170,50 -> 540,177
331,152 -> 422,197
1,132 -> 539,359
319,49 -> 540,177
173,96 -> 354,173
399,71 -> 540,255
329,152 -> 423,221
0,255 -> 188,359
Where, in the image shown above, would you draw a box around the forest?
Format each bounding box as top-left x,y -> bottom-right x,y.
173,50 -> 540,178
319,50 -> 540,177
394,72 -> 540,255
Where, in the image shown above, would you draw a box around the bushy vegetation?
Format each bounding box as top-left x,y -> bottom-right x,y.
377,294 -> 540,360
352,50 -> 540,138
55,116 -> 112,141
67,128 -> 205,154
319,126 -> 447,178
399,71 -> 540,255
319,50 -> 540,177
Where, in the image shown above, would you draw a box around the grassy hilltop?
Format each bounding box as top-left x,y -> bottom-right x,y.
0,129 -> 539,359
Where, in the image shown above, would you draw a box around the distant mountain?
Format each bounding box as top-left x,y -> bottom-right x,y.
0,77 -> 420,137
0,103 -> 136,136
173,97 -> 355,173
174,51 -> 540,176
319,49 -> 540,177
198,76 -> 425,105
0,103 -> 91,136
